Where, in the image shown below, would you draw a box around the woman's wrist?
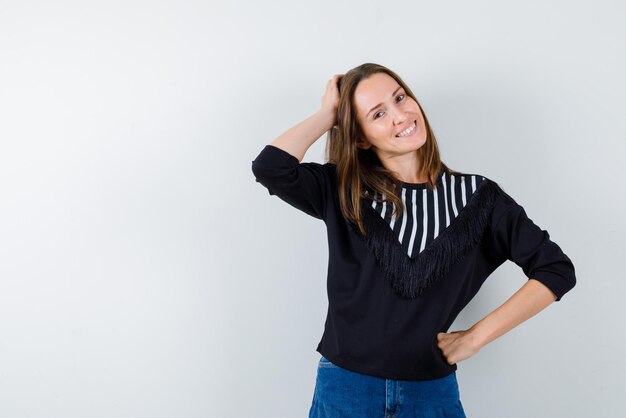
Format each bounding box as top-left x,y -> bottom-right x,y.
467,322 -> 489,350
317,107 -> 337,131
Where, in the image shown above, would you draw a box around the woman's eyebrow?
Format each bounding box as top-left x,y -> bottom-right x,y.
366,86 -> 403,117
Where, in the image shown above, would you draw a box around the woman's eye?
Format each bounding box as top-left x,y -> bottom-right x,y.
373,95 -> 405,120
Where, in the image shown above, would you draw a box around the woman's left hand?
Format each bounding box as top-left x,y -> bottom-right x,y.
437,329 -> 483,365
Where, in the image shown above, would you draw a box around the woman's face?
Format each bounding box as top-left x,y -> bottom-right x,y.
353,72 -> 427,159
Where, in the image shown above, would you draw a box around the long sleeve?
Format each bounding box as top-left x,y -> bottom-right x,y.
251,144 -> 331,221
489,188 -> 577,301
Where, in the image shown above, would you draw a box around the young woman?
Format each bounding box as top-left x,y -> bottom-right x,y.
251,63 -> 576,418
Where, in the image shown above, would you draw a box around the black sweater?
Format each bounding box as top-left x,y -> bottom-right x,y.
251,144 -> 576,381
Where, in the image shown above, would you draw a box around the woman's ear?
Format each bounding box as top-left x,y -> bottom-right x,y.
356,137 -> 371,150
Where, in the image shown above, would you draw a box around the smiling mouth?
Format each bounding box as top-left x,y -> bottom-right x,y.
396,120 -> 417,137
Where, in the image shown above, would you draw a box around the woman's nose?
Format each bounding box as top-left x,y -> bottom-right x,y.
392,110 -> 407,125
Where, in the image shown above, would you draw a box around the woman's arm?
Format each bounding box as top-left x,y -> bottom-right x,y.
470,278 -> 557,348
437,278 -> 557,364
269,74 -> 342,162
250,74 -> 343,220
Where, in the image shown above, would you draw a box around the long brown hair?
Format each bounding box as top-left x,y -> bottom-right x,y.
324,63 -> 459,236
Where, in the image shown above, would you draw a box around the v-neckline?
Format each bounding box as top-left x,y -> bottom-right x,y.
353,178 -> 506,299
370,178 -> 480,261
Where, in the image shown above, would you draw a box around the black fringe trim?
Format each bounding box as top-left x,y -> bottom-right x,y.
352,178 -> 507,299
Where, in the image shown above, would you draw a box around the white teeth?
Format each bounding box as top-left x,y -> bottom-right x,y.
396,121 -> 416,137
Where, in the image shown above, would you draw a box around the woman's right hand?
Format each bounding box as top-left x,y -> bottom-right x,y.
320,74 -> 343,127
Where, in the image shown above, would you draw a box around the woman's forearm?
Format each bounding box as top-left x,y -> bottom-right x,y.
469,278 -> 558,349
269,109 -> 335,162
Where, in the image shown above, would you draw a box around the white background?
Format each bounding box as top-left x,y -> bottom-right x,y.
0,0 -> 624,417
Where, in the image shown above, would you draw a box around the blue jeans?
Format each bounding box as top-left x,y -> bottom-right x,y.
309,356 -> 467,418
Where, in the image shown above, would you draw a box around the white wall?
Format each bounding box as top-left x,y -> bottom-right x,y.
0,0 -> 624,417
